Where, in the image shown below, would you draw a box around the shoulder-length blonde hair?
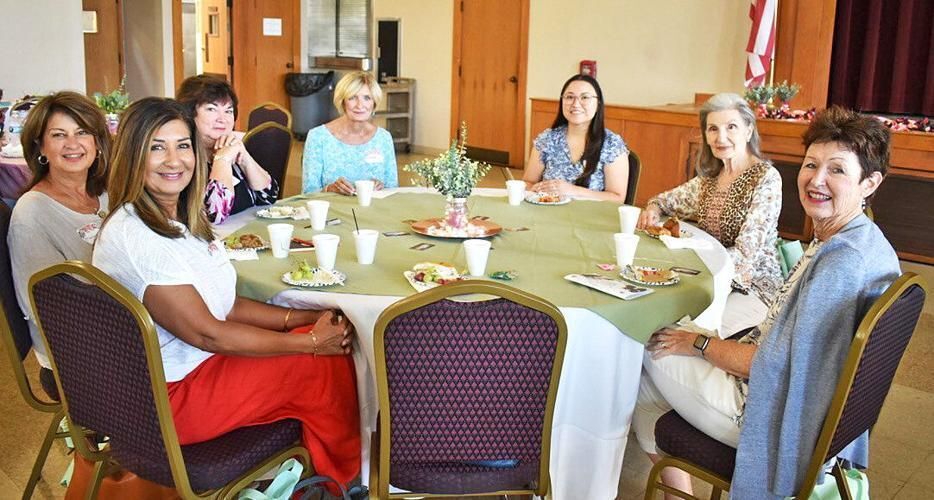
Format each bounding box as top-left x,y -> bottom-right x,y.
21,91 -> 111,196
332,71 -> 383,115
696,93 -> 764,177
105,97 -> 213,241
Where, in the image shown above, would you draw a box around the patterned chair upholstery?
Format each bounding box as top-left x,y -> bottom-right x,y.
371,280 -> 568,498
244,122 -> 292,199
645,273 -> 928,500
247,102 -> 292,131
29,261 -> 309,499
0,202 -> 67,498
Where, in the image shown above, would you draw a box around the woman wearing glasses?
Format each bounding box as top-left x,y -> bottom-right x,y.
523,74 -> 630,202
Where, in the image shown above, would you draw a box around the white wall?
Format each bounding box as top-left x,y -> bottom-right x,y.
373,0 -> 453,152
373,0 -> 750,151
0,1 -> 86,98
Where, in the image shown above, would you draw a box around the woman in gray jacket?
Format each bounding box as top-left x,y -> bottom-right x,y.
634,106 -> 899,499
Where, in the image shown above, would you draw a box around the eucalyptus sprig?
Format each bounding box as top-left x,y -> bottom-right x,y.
403,122 -> 491,198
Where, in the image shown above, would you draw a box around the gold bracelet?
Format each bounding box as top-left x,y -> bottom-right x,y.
311,333 -> 318,356
282,307 -> 294,331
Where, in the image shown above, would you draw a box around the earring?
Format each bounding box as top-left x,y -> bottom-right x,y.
861,198 -> 867,210
37,154 -> 49,165
97,149 -> 102,158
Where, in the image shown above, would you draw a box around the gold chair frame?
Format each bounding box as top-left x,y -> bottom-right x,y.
370,280 -> 568,499
248,101 -> 293,131
644,272 -> 928,500
29,261 -> 310,500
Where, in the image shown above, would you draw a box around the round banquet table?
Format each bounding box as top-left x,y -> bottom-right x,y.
217,187 -> 735,499
0,155 -> 30,199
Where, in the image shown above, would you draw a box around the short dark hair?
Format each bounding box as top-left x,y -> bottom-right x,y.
21,91 -> 111,196
802,106 -> 890,180
175,74 -> 239,120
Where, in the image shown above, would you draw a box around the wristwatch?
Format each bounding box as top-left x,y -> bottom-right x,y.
693,334 -> 711,356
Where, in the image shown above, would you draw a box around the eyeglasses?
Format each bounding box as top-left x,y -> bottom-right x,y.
562,94 -> 599,105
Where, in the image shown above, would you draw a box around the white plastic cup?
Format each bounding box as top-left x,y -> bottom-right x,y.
505,180 -> 526,206
463,239 -> 492,277
306,200 -> 330,231
311,234 -> 340,271
618,205 -> 642,234
614,233 -> 640,268
267,223 -> 294,259
352,229 -> 379,265
354,180 -> 375,207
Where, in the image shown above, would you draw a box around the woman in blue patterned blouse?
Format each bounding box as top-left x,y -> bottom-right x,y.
523,74 -> 630,202
302,71 -> 398,195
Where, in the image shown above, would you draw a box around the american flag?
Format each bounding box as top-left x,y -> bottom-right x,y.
745,0 -> 778,88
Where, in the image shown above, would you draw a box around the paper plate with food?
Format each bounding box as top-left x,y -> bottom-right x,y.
641,217 -> 692,239
403,262 -> 465,292
223,233 -> 268,251
256,205 -> 309,220
524,191 -> 571,205
620,265 -> 680,286
281,259 -> 345,287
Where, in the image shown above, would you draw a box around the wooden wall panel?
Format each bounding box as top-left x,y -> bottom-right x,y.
773,0 -> 837,109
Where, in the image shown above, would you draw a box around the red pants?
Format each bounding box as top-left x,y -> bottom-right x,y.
166,344 -> 360,490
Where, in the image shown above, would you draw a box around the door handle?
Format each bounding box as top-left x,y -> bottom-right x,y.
286,62 -> 294,69
509,76 -> 518,83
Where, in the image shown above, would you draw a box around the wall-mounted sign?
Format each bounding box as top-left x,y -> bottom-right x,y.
82,10 -> 98,33
263,18 -> 282,37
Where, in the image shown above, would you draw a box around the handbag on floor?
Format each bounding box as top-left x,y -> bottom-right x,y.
293,475 -> 368,500
65,454 -> 180,500
237,458 -> 304,500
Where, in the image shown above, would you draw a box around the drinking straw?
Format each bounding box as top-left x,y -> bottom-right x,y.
352,209 -> 360,233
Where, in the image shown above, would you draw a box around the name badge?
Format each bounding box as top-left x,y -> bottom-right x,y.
364,150 -> 384,164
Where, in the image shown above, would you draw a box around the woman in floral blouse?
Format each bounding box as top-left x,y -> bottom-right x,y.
176,75 -> 278,224
637,93 -> 782,336
523,74 -> 630,202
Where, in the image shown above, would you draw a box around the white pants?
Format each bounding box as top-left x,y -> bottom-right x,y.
632,353 -> 744,454
719,290 -> 769,339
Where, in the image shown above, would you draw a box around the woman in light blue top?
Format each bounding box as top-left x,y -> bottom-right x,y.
302,71 -> 398,194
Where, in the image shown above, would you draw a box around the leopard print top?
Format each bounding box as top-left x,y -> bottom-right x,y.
648,161 -> 783,304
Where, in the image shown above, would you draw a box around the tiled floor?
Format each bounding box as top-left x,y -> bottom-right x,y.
0,144 -> 930,499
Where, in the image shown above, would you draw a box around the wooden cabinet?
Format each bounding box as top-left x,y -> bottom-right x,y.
374,77 -> 415,152
530,98 -> 934,263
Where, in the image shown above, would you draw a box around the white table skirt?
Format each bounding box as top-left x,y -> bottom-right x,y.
216,189 -> 734,499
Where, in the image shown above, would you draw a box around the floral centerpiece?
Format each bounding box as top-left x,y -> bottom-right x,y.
93,78 -> 130,134
744,80 -> 801,119
404,123 -> 492,233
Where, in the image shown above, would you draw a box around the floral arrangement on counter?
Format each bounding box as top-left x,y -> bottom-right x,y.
403,122 -> 492,198
93,78 -> 130,115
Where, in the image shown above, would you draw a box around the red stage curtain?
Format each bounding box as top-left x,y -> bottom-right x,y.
828,0 -> 933,116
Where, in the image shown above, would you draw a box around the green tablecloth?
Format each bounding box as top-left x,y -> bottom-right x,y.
231,192 -> 714,343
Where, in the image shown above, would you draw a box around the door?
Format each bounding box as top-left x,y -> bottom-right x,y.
201,0 -> 230,79
83,0 -> 124,95
232,0 -> 300,129
451,0 -> 528,168
377,19 -> 400,83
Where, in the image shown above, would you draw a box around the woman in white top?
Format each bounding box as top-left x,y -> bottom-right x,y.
9,91 -> 111,369
93,98 -> 361,492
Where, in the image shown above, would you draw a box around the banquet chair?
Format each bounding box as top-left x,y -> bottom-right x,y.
244,122 -> 292,199
0,202 -> 68,499
370,280 -> 568,499
29,261 -> 311,500
625,149 -> 642,206
643,272 -> 928,500
247,102 -> 292,131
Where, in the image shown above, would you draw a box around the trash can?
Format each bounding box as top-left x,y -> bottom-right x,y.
286,71 -> 337,140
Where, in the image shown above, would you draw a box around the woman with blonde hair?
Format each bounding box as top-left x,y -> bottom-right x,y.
302,70 -> 398,194
93,97 -> 361,493
9,91 -> 111,369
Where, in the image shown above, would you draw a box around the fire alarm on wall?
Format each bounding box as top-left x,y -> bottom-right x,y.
580,60 -> 597,78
